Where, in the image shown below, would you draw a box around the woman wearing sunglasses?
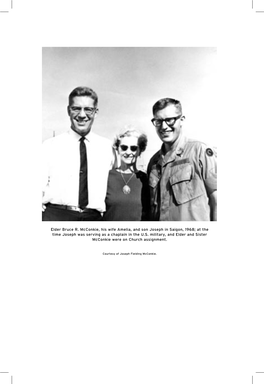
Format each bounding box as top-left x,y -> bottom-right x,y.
103,129 -> 149,221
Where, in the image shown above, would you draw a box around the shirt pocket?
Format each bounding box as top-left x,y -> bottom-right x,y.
170,164 -> 204,205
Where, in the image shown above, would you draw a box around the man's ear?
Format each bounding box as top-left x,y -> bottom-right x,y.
180,116 -> 185,129
94,108 -> 99,118
67,106 -> 70,116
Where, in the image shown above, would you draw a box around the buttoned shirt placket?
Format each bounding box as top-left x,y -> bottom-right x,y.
158,137 -> 187,221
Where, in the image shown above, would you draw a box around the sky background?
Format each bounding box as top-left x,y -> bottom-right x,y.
43,47 -> 217,166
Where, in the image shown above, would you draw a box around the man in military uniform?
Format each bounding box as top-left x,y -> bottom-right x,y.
147,98 -> 217,221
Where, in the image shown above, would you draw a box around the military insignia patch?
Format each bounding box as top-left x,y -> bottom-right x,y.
206,148 -> 213,156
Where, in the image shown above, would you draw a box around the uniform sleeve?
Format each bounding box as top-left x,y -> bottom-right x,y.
198,144 -> 217,196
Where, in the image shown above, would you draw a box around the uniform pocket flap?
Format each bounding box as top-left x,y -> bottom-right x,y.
170,165 -> 192,185
169,164 -> 204,205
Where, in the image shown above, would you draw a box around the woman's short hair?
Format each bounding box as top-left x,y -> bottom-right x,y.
113,129 -> 148,154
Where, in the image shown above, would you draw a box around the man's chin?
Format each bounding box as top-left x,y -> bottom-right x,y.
161,136 -> 173,143
72,125 -> 91,136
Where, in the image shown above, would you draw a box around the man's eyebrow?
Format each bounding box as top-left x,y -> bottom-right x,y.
71,106 -> 94,109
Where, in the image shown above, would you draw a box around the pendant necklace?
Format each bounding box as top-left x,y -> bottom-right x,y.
120,172 -> 135,194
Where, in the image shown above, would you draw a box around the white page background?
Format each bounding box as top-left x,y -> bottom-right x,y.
0,0 -> 264,383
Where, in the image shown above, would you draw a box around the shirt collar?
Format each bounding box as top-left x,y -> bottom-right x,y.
68,129 -> 94,142
160,133 -> 188,165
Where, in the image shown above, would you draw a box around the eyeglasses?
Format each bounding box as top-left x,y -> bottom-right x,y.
70,106 -> 97,116
151,115 -> 182,128
120,145 -> 138,152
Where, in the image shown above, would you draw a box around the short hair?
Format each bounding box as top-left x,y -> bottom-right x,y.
152,98 -> 182,115
114,129 -> 148,154
68,86 -> 98,107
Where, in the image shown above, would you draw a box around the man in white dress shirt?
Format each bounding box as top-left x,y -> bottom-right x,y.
42,86 -> 113,221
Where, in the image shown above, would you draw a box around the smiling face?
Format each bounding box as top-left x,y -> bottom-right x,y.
153,104 -> 184,151
118,136 -> 139,167
67,96 -> 97,137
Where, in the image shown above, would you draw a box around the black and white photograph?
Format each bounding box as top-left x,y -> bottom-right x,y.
42,47 -> 217,221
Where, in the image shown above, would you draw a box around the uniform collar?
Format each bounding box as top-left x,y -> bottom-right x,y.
160,133 -> 188,165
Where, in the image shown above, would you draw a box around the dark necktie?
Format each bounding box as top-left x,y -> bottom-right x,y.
78,137 -> 88,209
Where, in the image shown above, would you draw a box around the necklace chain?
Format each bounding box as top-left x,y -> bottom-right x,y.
120,172 -> 135,194
120,172 -> 134,185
